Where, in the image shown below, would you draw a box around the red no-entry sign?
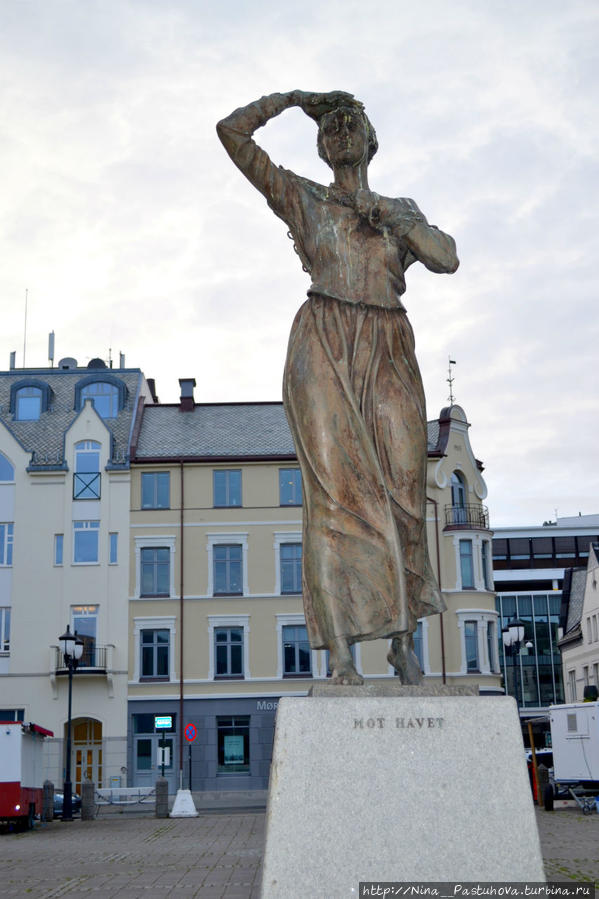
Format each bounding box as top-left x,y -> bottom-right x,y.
184,723 -> 197,742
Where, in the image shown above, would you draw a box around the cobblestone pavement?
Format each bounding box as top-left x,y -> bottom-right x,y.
0,807 -> 597,897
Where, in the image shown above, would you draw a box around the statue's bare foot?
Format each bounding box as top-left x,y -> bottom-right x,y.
329,636 -> 363,685
330,663 -> 364,686
387,633 -> 423,685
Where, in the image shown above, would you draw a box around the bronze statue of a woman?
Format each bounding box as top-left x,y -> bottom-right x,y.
217,91 -> 459,685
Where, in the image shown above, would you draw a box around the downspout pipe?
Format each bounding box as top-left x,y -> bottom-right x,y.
427,495 -> 447,684
179,459 -> 184,785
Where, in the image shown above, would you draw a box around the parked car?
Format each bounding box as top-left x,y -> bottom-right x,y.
53,791 -> 82,816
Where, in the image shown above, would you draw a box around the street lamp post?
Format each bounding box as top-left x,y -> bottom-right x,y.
59,625 -> 84,822
502,618 -> 533,709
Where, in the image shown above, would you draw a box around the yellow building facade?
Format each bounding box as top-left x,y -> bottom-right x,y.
128,385 -> 500,793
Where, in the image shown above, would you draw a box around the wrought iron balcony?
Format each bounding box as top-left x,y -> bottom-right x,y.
444,503 -> 489,530
54,644 -> 108,673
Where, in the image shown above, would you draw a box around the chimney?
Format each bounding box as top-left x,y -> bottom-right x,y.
179,378 -> 196,412
147,379 -> 159,403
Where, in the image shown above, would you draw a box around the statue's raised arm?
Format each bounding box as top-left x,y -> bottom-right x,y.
217,91 -> 459,685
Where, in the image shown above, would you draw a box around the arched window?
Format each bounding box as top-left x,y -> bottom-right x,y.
10,379 -> 51,420
16,386 -> 42,420
451,471 -> 466,507
80,382 -> 119,418
450,471 -> 467,525
0,453 -> 14,481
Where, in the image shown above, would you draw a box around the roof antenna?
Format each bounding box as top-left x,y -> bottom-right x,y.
447,357 -> 456,405
23,289 -> 29,368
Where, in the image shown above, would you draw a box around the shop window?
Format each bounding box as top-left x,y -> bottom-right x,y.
279,469 -> 302,506
217,716 -> 250,773
0,708 -> 24,721
213,470 -> 241,507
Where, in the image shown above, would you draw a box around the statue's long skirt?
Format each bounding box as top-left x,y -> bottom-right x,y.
283,293 -> 445,649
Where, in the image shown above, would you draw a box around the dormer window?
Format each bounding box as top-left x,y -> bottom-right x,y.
10,379 -> 51,421
81,382 -> 119,418
75,375 -> 126,419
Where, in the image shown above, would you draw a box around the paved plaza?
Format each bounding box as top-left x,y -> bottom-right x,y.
0,805 -> 598,897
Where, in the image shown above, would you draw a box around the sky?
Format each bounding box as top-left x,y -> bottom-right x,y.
1,0 -> 598,527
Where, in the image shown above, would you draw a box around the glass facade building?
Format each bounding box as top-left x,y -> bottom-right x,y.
495,593 -> 564,708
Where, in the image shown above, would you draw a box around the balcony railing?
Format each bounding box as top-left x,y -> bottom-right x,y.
444,504 -> 489,530
54,645 -> 108,673
73,472 -> 101,500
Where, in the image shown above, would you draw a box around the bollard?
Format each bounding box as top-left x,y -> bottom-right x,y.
42,780 -> 54,822
537,764 -> 549,808
155,777 -> 169,818
81,781 -> 95,821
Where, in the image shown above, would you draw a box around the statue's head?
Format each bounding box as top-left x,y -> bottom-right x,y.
317,106 -> 378,170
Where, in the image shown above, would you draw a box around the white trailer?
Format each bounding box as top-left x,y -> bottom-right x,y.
545,701 -> 599,812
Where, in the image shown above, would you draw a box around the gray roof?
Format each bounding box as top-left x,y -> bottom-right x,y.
565,567 -> 587,634
135,401 -> 442,460
0,368 -> 143,468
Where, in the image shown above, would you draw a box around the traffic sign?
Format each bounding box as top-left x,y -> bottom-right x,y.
155,715 -> 172,730
184,723 -> 197,743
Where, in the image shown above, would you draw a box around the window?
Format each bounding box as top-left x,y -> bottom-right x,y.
450,471 -> 466,513
568,670 -> 577,702
15,386 -> 42,420
141,548 -> 170,596
280,543 -> 302,594
481,541 -> 492,590
583,666 -> 589,686
279,469 -> 302,506
487,621 -> 497,672
0,608 -> 10,652
74,441 -> 101,500
80,381 -> 119,418
141,629 -> 170,679
54,534 -> 64,565
459,539 -> 474,589
587,618 -> 593,642
141,472 -> 170,509
215,627 -> 244,679
0,454 -> 14,481
464,621 -> 479,672
593,663 -> 599,687
0,524 -> 14,566
0,708 -> 24,721
593,616 -> 598,643
213,470 -> 241,507
213,544 -> 243,595
283,624 -> 312,676
73,521 -> 99,563
217,717 -> 250,773
413,621 -> 424,670
109,533 -> 118,565
72,605 -> 97,667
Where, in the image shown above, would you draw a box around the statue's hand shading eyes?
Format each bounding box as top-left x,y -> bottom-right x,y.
294,90 -> 364,122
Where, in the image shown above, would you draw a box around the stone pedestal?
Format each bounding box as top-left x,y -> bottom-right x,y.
155,777 -> 169,818
261,695 -> 544,897
81,781 -> 95,821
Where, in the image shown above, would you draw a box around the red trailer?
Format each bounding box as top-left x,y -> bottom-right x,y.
0,721 -> 53,830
